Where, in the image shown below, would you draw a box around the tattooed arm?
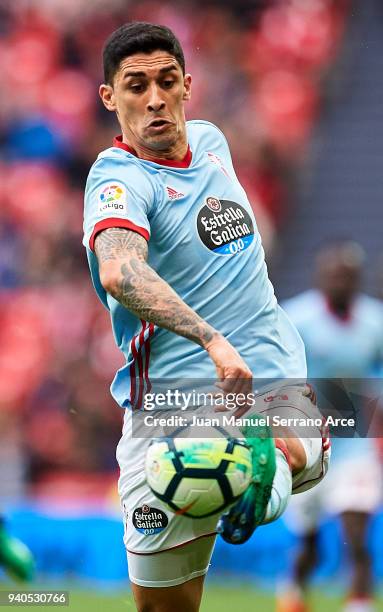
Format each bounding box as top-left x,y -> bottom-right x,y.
95,227 -> 216,347
95,227 -> 252,382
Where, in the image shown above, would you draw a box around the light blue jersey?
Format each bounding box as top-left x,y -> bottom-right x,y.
83,120 -> 306,409
283,289 -> 383,459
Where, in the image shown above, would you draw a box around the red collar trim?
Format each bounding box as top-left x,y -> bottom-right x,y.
113,136 -> 192,168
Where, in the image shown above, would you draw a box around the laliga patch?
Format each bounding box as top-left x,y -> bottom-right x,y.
132,505 -> 168,535
98,181 -> 127,216
197,197 -> 255,256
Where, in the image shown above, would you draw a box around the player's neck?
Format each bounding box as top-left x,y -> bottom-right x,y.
122,135 -> 189,163
325,295 -> 353,321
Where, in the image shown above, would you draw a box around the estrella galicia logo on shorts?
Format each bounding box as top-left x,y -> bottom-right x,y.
197,197 -> 255,256
132,505 -> 168,535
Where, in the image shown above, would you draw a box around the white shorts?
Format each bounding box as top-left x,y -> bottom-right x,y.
116,383 -> 329,586
250,383 -> 331,495
117,412 -> 219,587
127,534 -> 216,588
286,450 -> 382,534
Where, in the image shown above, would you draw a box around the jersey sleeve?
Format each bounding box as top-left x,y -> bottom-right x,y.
83,155 -> 154,251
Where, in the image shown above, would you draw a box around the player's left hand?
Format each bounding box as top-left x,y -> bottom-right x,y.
205,334 -> 253,406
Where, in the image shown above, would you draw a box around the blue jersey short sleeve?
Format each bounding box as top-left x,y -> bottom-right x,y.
83,150 -> 154,251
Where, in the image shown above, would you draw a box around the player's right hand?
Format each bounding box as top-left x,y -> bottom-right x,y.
205,334 -> 253,400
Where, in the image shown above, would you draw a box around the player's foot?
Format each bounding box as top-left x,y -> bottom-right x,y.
276,585 -> 308,612
0,525 -> 35,581
343,597 -> 375,612
217,417 -> 276,544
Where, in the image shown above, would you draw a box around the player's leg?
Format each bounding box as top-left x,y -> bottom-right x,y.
293,530 -> 319,593
341,511 -> 375,612
128,535 -> 214,612
322,442 -> 381,612
276,529 -> 319,612
117,411 -> 218,612
218,384 -> 330,544
131,575 -> 204,612
276,476 -> 325,612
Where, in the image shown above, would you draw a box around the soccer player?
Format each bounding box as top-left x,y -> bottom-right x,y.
281,241 -> 383,612
83,23 -> 330,612
0,517 -> 34,581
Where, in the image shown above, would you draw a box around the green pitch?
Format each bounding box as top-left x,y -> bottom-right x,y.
1,585 -> 382,611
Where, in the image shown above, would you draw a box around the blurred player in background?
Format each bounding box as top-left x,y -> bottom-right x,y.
83,22 -> 330,612
0,516 -> 34,582
281,240 -> 383,612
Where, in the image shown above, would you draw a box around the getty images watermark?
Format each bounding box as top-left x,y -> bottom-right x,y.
129,378 -> 383,439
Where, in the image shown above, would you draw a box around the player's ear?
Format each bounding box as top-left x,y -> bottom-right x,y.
99,84 -> 117,112
183,73 -> 192,101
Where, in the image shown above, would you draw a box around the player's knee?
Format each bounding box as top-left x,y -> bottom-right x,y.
136,605 -> 165,612
291,435 -> 331,494
133,583 -> 201,612
301,532 -> 319,563
136,599 -> 199,612
134,598 -> 172,612
283,437 -> 307,473
135,603 -> 152,612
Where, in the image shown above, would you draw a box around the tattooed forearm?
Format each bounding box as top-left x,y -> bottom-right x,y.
95,228 -> 218,348
119,259 -> 216,346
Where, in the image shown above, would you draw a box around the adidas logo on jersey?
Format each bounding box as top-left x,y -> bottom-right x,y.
166,186 -> 184,200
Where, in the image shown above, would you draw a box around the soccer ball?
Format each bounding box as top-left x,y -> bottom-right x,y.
145,436 -> 252,518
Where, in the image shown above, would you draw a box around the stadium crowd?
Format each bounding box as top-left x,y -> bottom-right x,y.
0,0 -> 351,500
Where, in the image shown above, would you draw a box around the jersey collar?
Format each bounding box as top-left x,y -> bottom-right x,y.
324,295 -> 353,323
113,135 -> 192,168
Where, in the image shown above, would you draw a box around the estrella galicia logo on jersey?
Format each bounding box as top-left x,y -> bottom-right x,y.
98,181 -> 127,216
132,505 -> 168,535
197,198 -> 255,256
